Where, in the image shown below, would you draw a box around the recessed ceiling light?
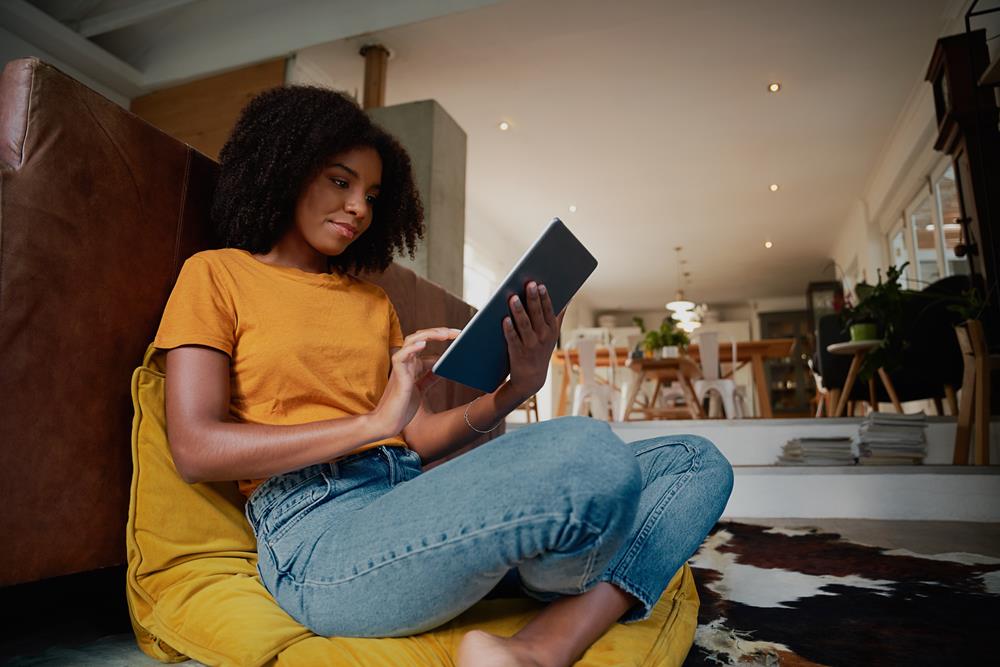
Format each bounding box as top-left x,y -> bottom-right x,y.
768,82 -> 781,93
568,205 -> 577,213
764,240 -> 773,249
769,183 -> 779,192
498,121 -> 510,131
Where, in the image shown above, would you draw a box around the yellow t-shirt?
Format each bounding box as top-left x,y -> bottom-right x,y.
153,248 -> 407,497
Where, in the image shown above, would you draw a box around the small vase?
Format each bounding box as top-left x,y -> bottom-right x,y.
661,345 -> 680,358
850,323 -> 877,341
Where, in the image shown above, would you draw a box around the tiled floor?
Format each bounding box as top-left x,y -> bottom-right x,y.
4,519 -> 999,664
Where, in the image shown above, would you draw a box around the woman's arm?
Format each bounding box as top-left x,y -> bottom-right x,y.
164,327 -> 454,483
404,281 -> 563,464
165,345 -> 384,483
401,380 -> 526,465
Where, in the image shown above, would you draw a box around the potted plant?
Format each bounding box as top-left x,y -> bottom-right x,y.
634,316 -> 690,359
839,263 -> 913,380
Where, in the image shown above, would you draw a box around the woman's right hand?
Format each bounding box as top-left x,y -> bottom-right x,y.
373,327 -> 461,437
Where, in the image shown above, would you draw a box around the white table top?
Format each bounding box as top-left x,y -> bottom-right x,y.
827,340 -> 882,355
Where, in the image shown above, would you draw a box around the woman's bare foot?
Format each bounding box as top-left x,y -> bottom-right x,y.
455,630 -> 553,667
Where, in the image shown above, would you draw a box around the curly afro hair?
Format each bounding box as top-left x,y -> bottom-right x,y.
211,85 -> 424,274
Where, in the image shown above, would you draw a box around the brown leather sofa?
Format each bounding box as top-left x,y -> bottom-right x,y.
0,57 -> 493,587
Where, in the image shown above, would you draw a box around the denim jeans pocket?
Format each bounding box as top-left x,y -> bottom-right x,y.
260,473 -> 332,549
633,438 -> 690,457
397,448 -> 422,483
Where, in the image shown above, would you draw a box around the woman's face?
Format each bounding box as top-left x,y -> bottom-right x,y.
292,145 -> 382,260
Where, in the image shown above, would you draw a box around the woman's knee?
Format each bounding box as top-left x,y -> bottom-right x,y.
552,417 -> 640,490
519,417 -> 640,506
685,434 -> 734,503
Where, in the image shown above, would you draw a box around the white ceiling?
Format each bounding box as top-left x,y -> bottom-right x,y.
9,0 -> 969,311
295,0 -> 965,310
8,0 -> 497,93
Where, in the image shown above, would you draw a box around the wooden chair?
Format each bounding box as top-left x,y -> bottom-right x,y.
517,394 -> 540,423
953,319 -> 999,465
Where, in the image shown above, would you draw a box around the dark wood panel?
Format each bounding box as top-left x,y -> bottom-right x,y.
130,58 -> 287,159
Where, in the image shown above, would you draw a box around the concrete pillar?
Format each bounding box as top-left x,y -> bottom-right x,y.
368,100 -> 466,297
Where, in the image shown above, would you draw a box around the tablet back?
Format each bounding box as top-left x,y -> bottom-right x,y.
432,218 -> 598,393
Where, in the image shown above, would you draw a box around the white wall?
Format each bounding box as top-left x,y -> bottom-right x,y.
828,4 -> 974,286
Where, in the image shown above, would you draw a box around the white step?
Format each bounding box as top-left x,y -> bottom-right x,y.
508,417 -> 1000,522
728,464 -> 1000,522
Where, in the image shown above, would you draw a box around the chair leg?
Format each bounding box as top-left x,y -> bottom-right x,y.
954,326 -> 976,465
970,322 -> 991,466
944,385 -> 958,416
835,354 -> 862,416
877,368 -> 904,413
734,391 -> 747,419
720,389 -> 738,420
571,386 -> 586,417
933,397 -> 944,416
708,392 -> 722,418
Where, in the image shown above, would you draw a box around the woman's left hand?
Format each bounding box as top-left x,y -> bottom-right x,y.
503,281 -> 565,401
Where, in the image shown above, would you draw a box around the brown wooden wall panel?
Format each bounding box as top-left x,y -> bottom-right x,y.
130,58 -> 287,159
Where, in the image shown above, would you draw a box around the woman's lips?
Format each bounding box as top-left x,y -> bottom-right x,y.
328,221 -> 356,239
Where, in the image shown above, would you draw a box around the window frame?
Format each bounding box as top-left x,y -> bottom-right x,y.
902,177 -> 940,288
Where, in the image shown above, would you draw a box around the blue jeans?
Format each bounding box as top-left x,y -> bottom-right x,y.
244,416 -> 733,638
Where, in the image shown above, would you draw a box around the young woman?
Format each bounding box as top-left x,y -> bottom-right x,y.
154,85 -> 733,667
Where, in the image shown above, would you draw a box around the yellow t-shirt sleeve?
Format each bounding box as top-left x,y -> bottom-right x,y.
153,254 -> 236,356
387,301 -> 404,349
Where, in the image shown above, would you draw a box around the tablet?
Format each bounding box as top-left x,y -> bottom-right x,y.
432,218 -> 598,393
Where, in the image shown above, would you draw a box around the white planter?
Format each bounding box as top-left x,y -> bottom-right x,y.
661,345 -> 680,358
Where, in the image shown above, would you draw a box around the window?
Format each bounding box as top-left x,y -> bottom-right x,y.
888,219 -> 909,287
933,165 -> 969,277
884,157 -> 971,290
907,190 -> 940,286
463,242 -> 496,311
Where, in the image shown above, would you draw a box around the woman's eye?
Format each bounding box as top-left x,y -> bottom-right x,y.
330,177 -> 348,188
366,194 -> 378,204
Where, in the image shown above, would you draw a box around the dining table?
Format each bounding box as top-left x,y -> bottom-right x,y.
551,338 -> 795,419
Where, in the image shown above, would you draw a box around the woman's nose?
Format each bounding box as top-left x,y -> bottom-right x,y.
344,197 -> 368,219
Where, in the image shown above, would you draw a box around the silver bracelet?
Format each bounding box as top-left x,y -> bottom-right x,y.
464,394 -> 503,434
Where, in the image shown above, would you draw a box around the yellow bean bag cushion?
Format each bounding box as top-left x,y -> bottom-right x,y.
125,343 -> 700,666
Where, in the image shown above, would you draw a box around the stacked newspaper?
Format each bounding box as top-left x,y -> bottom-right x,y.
777,437 -> 856,465
857,411 -> 927,465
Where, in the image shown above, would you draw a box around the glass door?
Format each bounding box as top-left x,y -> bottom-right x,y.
905,186 -> 941,287
932,163 -> 969,277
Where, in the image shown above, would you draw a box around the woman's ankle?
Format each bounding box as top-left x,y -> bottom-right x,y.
507,634 -> 569,667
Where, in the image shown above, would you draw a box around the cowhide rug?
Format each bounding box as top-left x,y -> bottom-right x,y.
682,521 -> 1000,666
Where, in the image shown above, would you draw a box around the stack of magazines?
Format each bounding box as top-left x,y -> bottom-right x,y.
777,437 -> 856,465
857,411 -> 927,465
